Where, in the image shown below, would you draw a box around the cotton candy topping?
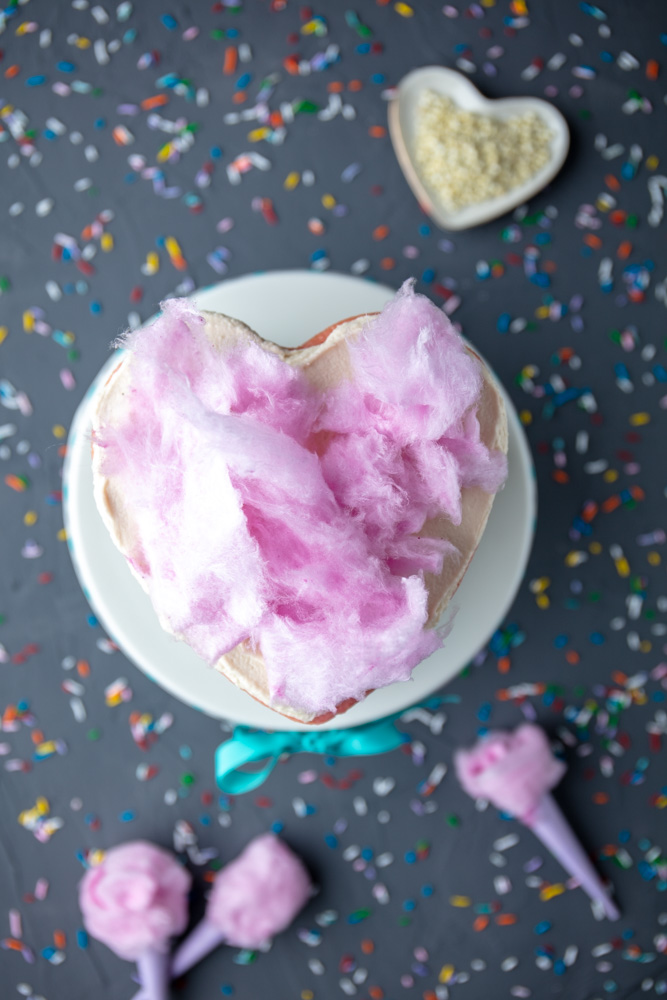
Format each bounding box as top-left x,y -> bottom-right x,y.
94,280 -> 507,714
206,833 -> 311,947
454,724 -> 566,820
78,840 -> 191,961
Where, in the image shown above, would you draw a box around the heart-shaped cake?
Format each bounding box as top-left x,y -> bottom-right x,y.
91,281 -> 508,723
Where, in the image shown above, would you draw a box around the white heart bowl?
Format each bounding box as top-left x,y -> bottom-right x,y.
388,66 -> 570,231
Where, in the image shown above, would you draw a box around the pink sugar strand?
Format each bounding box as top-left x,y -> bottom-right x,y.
9,910 -> 22,939
34,878 -> 49,900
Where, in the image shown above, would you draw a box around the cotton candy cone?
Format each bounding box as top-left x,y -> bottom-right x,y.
131,920 -> 224,1000
170,917 -> 225,978
133,834 -> 312,1000
78,841 -> 190,1000
524,794 -> 620,921
136,947 -> 169,1000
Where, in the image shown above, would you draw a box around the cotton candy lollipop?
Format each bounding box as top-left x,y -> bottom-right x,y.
79,841 -> 191,1000
455,723 -> 620,920
133,833 -> 312,997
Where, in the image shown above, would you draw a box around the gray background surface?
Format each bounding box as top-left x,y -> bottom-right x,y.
1,1 -> 666,998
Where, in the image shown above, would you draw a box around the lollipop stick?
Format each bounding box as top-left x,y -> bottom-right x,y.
525,794 -> 620,921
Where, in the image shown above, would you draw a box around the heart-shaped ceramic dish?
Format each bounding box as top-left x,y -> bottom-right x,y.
388,66 -> 570,231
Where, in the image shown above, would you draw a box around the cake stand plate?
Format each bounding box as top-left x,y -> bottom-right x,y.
63,271 -> 536,732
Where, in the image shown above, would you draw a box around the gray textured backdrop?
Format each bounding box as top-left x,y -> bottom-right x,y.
1,1 -> 666,999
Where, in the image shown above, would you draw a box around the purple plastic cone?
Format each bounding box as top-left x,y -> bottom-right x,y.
524,794 -> 620,920
132,919 -> 225,1000
136,947 -> 169,1000
170,917 -> 225,978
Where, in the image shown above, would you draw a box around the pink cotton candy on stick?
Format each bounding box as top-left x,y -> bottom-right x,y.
133,834 -> 311,998
173,833 -> 311,973
454,724 -> 620,920
78,841 -> 191,1000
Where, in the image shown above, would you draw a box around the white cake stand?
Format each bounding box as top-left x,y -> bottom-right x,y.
63,271 -> 536,732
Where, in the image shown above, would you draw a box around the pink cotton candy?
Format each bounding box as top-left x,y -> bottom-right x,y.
318,284 -> 507,544
454,724 -> 566,820
206,834 -> 311,948
79,841 -> 191,961
96,282 -> 507,715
